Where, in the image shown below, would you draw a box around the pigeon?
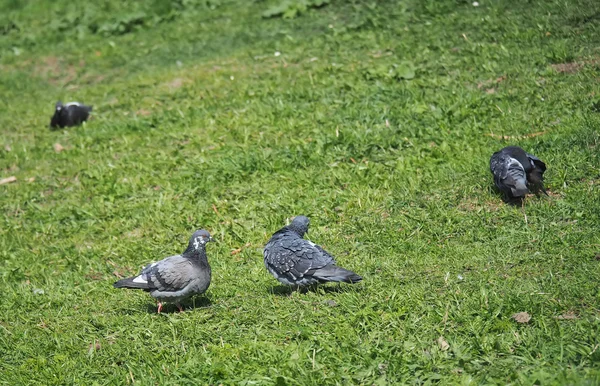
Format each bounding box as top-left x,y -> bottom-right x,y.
113,229 -> 214,313
264,215 -> 362,288
489,145 -> 548,200
49,101 -> 92,129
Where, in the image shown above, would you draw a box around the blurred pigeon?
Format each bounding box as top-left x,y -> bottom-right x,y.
490,146 -> 548,200
113,229 -> 214,313
49,101 -> 92,129
264,216 -> 362,287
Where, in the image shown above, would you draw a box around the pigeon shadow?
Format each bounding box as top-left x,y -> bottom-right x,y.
505,196 -> 525,207
144,296 -> 213,314
269,285 -> 296,296
490,184 -> 525,207
268,283 -> 361,297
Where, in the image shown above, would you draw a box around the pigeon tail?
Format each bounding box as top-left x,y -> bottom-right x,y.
312,265 -> 363,284
113,276 -> 150,290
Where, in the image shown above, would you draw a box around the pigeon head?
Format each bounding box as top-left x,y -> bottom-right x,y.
183,229 -> 214,256
288,215 -> 310,237
50,102 -> 65,129
182,229 -> 215,257
190,229 -> 214,249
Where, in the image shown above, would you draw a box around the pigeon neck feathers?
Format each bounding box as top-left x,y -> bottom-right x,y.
182,243 -> 210,271
183,243 -> 206,257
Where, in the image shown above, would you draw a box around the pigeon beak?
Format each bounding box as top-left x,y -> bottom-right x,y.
209,236 -> 215,243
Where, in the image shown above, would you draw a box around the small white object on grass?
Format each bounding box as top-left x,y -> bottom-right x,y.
0,176 -> 17,185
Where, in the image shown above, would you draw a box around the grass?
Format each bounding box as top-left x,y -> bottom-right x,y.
1,0 -> 600,384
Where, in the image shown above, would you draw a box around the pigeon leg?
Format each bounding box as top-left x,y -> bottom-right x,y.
157,302 -> 163,313
176,303 -> 184,312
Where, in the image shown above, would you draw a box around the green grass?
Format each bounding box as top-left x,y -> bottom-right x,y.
1,0 -> 600,384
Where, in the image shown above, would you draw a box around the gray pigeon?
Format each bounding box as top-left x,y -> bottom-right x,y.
50,101 -> 92,129
264,216 -> 362,288
490,146 -> 548,200
113,229 -> 214,313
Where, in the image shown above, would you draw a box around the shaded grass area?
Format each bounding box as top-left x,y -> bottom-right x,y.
1,0 -> 600,384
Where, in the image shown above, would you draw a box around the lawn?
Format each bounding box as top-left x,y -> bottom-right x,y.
1,0 -> 600,384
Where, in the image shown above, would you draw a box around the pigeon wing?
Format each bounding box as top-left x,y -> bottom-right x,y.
526,152 -> 547,172
284,238 -> 362,284
525,152 -> 548,195
311,242 -> 336,265
265,234 -> 318,281
67,105 -> 90,125
142,255 -> 194,292
273,235 -> 333,279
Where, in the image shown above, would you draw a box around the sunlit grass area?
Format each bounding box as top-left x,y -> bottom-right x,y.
1,0 -> 600,384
